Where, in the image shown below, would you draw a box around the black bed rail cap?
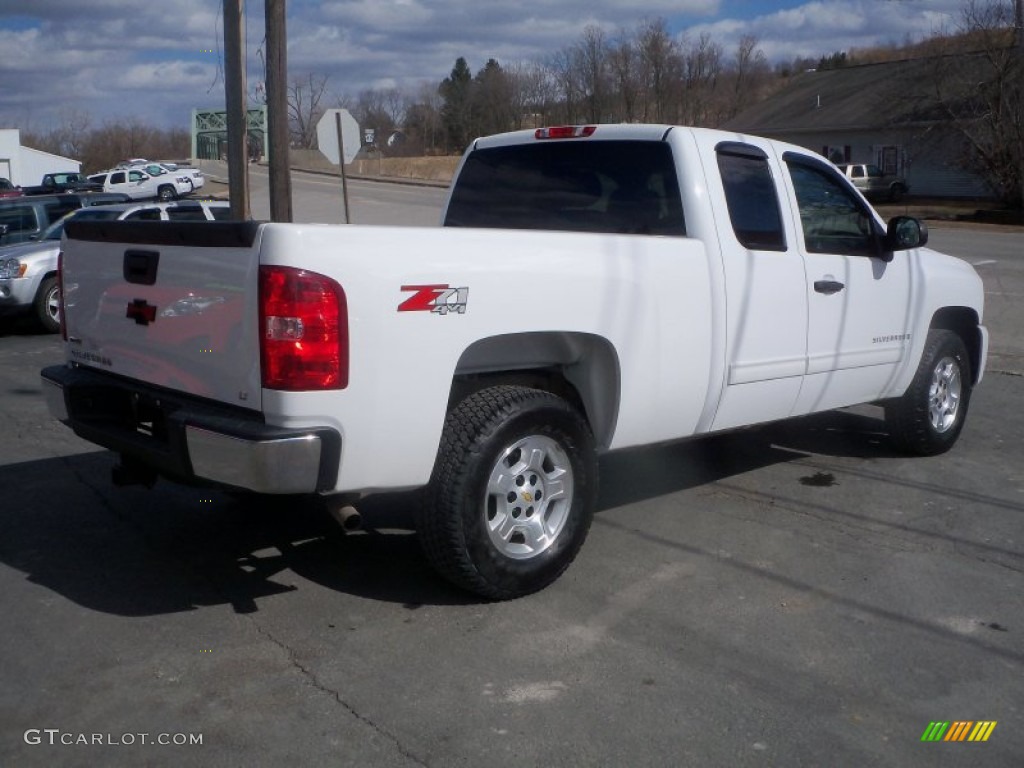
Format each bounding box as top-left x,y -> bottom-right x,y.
64,219 -> 262,249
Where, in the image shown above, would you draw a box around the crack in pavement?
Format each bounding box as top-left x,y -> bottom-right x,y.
60,455 -> 430,766
246,619 -> 431,768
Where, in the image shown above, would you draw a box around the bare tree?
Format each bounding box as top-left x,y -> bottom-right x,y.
635,18 -> 680,122
729,35 -> 770,120
507,60 -> 559,128
608,32 -> 642,123
923,0 -> 1023,206
288,73 -> 330,149
382,88 -> 406,128
575,25 -> 612,122
354,87 -> 407,150
680,33 -> 723,125
548,46 -> 585,124
403,81 -> 443,152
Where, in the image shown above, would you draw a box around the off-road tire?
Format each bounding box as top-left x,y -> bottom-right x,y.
418,385 -> 597,600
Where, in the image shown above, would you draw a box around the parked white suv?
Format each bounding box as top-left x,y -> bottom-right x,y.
117,159 -> 205,192
158,163 -> 205,191
88,168 -> 191,202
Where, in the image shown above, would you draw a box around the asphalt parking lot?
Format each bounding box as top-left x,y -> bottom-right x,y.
0,209 -> 1021,766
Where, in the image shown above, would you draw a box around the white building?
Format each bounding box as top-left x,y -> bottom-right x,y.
0,129 -> 81,187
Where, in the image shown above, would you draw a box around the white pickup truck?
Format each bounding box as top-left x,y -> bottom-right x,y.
42,124 -> 988,599
87,167 -> 191,202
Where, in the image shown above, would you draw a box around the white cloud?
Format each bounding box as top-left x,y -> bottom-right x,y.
690,0 -> 963,61
116,61 -> 218,91
0,0 -> 971,131
320,0 -> 433,29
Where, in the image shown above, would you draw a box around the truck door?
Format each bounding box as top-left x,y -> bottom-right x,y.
781,152 -> 913,413
708,141 -> 808,431
107,171 -> 128,195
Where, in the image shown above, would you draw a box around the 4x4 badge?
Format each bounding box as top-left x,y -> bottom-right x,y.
398,284 -> 469,315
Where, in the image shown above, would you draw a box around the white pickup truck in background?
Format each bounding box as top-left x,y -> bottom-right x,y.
43,124 -> 988,599
87,167 -> 191,202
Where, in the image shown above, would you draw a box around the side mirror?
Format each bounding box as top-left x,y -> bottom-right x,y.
885,216 -> 928,251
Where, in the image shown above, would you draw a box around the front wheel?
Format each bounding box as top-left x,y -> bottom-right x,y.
419,385 -> 597,600
885,329 -> 973,455
157,184 -> 177,202
34,276 -> 60,333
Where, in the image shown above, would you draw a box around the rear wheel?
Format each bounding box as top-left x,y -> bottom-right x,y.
419,385 -> 597,600
885,329 -> 972,455
34,276 -> 60,333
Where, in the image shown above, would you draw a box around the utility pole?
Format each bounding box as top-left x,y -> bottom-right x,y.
265,0 -> 292,221
1016,0 -> 1024,48
223,0 -> 250,220
1018,0 -> 1024,214
1014,0 -> 1024,214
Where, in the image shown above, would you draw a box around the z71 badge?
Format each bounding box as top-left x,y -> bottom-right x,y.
398,284 -> 469,315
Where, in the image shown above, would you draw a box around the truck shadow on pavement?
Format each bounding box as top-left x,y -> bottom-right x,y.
597,408 -> 899,511
0,317 -> 53,337
0,408 -> 984,615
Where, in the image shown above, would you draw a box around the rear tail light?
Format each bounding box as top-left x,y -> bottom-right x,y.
259,265 -> 348,390
534,126 -> 597,140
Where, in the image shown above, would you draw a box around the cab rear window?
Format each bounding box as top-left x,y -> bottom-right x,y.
445,140 -> 685,236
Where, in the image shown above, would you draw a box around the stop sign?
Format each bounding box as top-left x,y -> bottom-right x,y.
317,109 -> 360,165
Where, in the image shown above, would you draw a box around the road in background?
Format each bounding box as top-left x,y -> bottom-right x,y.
928,228 -> 1023,373
198,160 -> 449,226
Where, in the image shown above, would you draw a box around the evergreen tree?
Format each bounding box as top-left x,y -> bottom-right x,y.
439,57 -> 474,152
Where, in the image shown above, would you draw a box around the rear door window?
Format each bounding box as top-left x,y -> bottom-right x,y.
123,208 -> 162,221
43,200 -> 80,222
716,143 -> 786,251
0,205 -> 39,243
445,140 -> 685,236
166,206 -> 209,221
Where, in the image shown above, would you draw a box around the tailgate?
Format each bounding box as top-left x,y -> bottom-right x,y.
61,220 -> 264,411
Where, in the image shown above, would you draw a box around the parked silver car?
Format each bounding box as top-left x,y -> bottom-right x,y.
0,200 -> 230,332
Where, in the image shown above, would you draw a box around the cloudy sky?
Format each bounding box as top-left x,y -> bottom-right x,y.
0,0 -> 966,132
